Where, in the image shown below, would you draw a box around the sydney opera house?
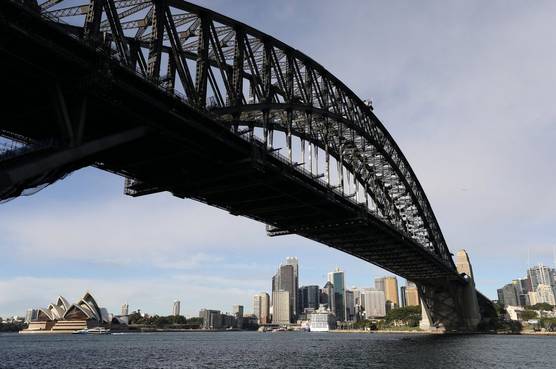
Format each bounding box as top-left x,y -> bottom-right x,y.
22,292 -> 110,333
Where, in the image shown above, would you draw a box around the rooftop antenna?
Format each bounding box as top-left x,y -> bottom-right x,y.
527,246 -> 531,271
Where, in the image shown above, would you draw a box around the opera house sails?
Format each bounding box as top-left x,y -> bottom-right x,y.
21,292 -> 110,333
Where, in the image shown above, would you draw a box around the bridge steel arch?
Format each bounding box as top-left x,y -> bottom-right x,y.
0,0 -> 493,330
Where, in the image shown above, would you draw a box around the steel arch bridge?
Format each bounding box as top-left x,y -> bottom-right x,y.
0,0 -> 494,330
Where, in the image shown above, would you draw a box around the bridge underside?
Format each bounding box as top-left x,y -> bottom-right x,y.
0,1 -> 493,331
0,5 -> 455,283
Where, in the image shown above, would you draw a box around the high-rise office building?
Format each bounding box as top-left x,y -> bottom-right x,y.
285,257 -> 299,317
512,279 -> 531,306
405,281 -> 420,306
321,281 -> 335,313
272,290 -> 290,324
361,289 -> 386,318
345,290 -> 355,321
172,300 -> 181,316
328,268 -> 346,321
253,292 -> 270,324
121,303 -> 129,316
400,286 -> 407,307
455,249 -> 474,280
497,283 -> 519,306
351,287 -> 363,307
273,263 -> 295,321
375,278 -> 385,292
300,285 -> 320,311
375,276 -> 399,307
233,305 -> 244,318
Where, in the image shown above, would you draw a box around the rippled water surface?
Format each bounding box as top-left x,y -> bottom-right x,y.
0,332 -> 554,369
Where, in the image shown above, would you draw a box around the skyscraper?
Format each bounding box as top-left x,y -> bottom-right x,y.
172,300 -> 181,316
528,264 -> 555,290
253,292 -> 270,324
121,303 -> 129,316
272,290 -> 290,324
300,285 -> 320,311
512,279 -> 531,306
535,284 -> 556,305
400,286 -> 407,307
273,263 -> 295,321
405,281 -> 420,306
328,268 -> 346,321
321,281 -> 335,313
455,249 -> 474,280
345,290 -> 355,321
375,276 -> 399,307
285,257 -> 299,318
375,278 -> 385,292
497,283 -> 518,306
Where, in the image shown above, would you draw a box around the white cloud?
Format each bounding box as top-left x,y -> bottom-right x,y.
0,193 -> 271,265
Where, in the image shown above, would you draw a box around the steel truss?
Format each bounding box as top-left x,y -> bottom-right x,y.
6,0 -> 452,267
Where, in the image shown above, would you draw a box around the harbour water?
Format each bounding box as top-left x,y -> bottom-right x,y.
0,331 -> 554,369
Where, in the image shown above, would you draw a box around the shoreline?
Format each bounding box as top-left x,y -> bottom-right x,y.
15,328 -> 556,336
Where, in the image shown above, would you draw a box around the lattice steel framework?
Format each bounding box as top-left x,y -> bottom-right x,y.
14,0 -> 453,268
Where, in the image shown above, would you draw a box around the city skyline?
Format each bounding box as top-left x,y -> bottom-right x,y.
1,0 -> 556,319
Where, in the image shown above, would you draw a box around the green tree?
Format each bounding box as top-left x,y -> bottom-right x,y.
520,310 -> 537,321
527,303 -> 554,311
385,306 -> 421,327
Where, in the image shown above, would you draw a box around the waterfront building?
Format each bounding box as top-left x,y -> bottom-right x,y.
300,285 -> 320,311
22,292 -> 109,333
233,305 -> 244,318
321,281 -> 335,313
506,305 -> 526,321
405,281 -> 420,306
199,309 -> 221,329
361,289 -> 386,318
309,304 -> 337,332
121,303 -> 129,316
497,283 -> 519,307
455,249 -> 474,280
284,257 -> 300,318
253,292 -> 270,324
328,268 -> 346,321
272,290 -> 290,324
273,263 -> 295,321
172,300 -> 181,316
375,276 -> 399,307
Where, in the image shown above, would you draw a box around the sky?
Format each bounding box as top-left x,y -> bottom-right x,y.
1,0 -> 555,318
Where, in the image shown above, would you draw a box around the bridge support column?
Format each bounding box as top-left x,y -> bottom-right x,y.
418,276 -> 481,332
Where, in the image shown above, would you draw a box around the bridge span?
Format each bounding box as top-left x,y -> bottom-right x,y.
0,0 -> 495,331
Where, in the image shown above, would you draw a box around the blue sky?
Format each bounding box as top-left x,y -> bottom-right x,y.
1,0 -> 555,318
